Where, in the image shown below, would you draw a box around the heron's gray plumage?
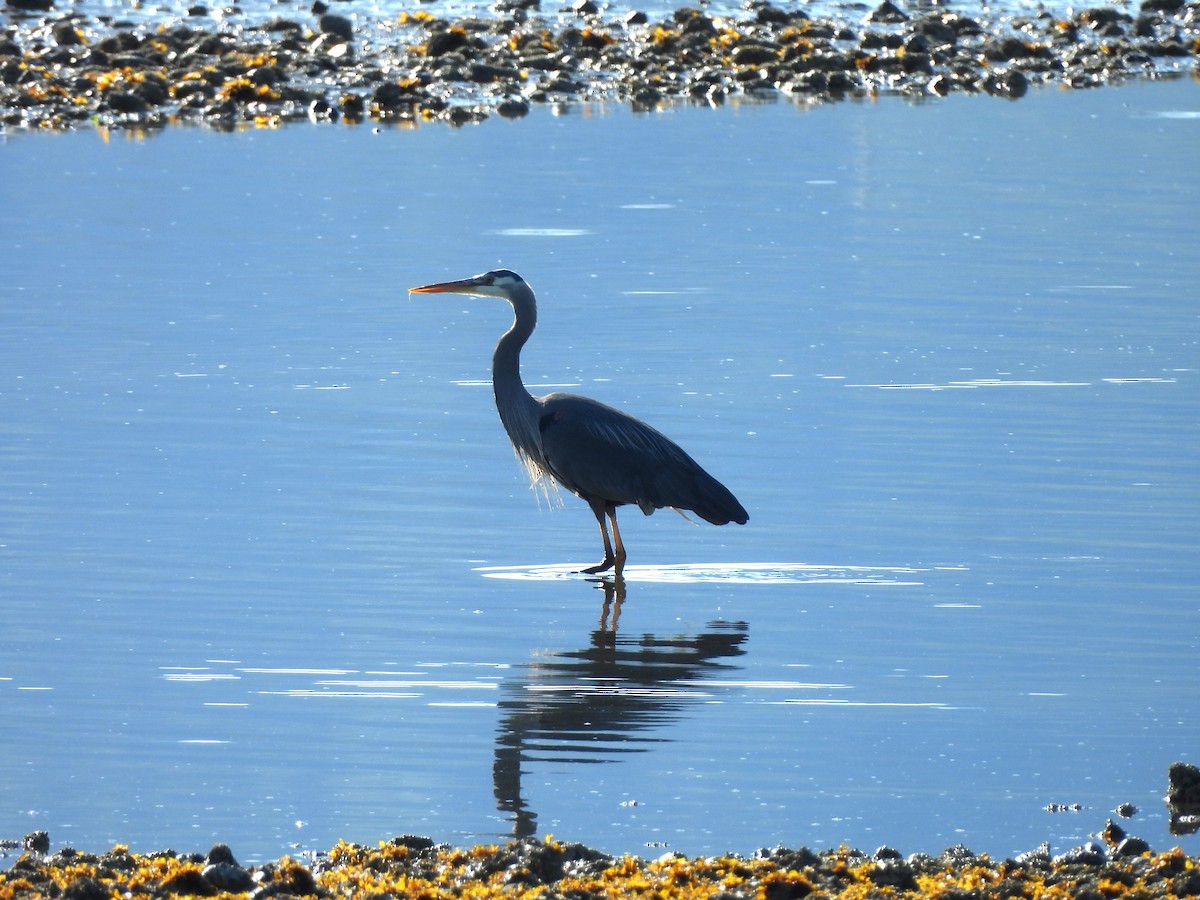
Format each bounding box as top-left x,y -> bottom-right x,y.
409,268 -> 747,573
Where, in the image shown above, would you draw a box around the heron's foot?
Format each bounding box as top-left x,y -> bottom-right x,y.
580,557 -> 615,575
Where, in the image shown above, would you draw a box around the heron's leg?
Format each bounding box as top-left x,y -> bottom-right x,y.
581,499 -> 616,574
607,507 -> 627,574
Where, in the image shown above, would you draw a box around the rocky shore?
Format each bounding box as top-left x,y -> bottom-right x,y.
1,0 -> 1198,131
2,831 -> 1200,900
2,764 -> 1199,899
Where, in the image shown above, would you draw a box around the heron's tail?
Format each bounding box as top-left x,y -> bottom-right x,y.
689,473 -> 749,526
649,465 -> 747,526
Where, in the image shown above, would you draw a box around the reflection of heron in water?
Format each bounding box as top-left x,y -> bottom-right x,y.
492,616 -> 749,839
409,270 -> 748,575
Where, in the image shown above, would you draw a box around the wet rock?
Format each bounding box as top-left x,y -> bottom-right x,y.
731,43 -> 779,65
912,15 -> 957,45
983,35 -> 1050,61
1168,761 -> 1200,807
61,877 -> 109,900
675,7 -> 716,36
982,67 -> 1029,97
307,96 -> 336,118
866,0 -> 907,23
1013,842 -> 1053,869
1101,819 -> 1127,847
203,861 -> 255,892
1114,836 -> 1152,857
869,857 -> 917,890
102,88 -> 150,112
426,26 -> 471,56
468,61 -> 520,82
1168,760 -> 1200,835
338,91 -> 364,117
319,13 -> 353,40
1054,842 -> 1107,865
24,831 -> 51,855
51,21 -> 84,45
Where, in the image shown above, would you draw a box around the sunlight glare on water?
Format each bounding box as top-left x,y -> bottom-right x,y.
1,79 -> 1198,864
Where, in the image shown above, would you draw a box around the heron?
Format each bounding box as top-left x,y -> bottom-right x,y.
409,269 -> 748,575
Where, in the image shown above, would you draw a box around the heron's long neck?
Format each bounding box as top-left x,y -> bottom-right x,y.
492,293 -> 542,460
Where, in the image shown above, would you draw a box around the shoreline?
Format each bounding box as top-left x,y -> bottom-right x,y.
3,831 -> 1200,899
1,0 -> 1197,132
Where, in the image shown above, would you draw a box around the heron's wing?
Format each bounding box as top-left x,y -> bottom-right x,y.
537,393 -> 747,525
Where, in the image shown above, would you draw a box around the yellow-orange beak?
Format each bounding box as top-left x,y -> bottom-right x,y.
409,277 -> 479,295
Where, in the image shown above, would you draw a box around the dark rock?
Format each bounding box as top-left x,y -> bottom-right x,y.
1168,762 -> 1200,808
866,0 -> 907,23
24,832 -> 51,854
940,845 -> 978,865
1079,6 -> 1133,27
426,27 -> 471,56
262,16 -> 303,32
339,92 -> 364,117
496,96 -> 529,116
160,868 -> 217,896
675,7 -> 716,35
1013,844 -> 1053,870
732,43 -> 779,65
1173,869 -> 1200,895
623,10 -> 646,24
104,89 -> 149,112
308,96 -> 335,118
319,13 -> 353,40
1102,819 -> 1127,847
754,4 -> 791,25
983,67 -> 1028,97
467,61 -> 519,81
62,877 -> 108,900
135,74 -> 169,104
870,858 -> 917,890
205,846 -> 240,867
1115,837 -> 1152,857
943,13 -> 983,35
825,70 -> 858,91
1054,842 -> 1107,865
203,862 -> 255,892
861,30 -> 903,48
52,21 -> 84,45
5,0 -> 54,11
372,79 -> 423,108
913,16 -> 957,44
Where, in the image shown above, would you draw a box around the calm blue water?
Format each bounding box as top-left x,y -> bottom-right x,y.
2,79 -> 1199,864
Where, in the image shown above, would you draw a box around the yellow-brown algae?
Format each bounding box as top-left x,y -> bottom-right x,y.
2,836 -> 1200,900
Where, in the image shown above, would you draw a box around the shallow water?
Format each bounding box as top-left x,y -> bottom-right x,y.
2,79 -> 1199,864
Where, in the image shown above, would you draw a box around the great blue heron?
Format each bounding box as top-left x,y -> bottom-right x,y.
409,269 -> 748,574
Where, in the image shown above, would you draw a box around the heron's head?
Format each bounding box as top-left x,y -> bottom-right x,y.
409,269 -> 526,299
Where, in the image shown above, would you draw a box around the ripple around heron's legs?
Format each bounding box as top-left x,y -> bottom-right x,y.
474,561 -> 943,585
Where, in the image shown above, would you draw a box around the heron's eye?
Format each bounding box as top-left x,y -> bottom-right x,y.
485,276 -> 494,284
